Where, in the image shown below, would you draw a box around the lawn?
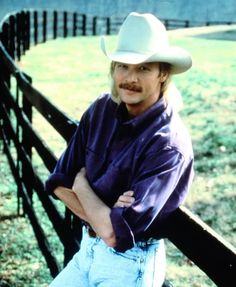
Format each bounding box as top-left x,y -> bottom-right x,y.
1,30 -> 236,286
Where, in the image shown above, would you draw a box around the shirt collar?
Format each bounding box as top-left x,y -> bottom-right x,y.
116,96 -> 168,131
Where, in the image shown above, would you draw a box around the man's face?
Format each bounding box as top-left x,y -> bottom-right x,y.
112,62 -> 165,116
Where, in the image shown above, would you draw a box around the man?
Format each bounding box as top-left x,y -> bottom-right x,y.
45,12 -> 194,287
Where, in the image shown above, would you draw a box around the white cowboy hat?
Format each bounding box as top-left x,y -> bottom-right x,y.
101,12 -> 192,74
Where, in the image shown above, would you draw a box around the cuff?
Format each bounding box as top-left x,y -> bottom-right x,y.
45,173 -> 74,198
110,207 -> 135,252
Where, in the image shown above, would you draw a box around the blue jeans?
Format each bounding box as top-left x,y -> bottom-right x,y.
49,227 -> 166,287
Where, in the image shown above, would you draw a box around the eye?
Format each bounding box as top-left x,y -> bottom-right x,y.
139,65 -> 150,71
116,63 -> 128,70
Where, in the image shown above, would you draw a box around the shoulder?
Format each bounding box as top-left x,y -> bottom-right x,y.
86,93 -> 118,117
166,108 -> 193,159
145,106 -> 193,160
92,93 -> 117,109
77,93 -> 118,135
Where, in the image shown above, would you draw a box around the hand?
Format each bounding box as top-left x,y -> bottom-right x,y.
114,191 -> 135,208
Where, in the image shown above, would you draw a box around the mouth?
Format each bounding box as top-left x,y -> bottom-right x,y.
119,83 -> 142,93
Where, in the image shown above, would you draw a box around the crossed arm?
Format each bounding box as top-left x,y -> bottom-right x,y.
54,168 -> 134,248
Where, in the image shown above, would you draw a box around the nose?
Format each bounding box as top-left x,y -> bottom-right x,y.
126,70 -> 138,83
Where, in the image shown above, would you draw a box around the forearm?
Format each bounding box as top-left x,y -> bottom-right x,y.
53,186 -> 88,221
73,171 -> 116,247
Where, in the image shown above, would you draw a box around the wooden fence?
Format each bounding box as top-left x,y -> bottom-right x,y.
1,9 -> 235,61
0,10 -> 235,286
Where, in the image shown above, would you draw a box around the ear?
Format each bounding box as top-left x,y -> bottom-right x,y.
160,72 -> 169,83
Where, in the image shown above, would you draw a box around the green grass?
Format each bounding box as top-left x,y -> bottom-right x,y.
1,32 -> 236,286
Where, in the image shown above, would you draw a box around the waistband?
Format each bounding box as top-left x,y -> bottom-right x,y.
135,237 -> 161,247
85,226 -> 161,247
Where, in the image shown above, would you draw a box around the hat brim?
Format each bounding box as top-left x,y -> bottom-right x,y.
101,37 -> 192,74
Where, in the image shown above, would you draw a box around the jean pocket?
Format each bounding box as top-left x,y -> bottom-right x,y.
109,246 -> 143,262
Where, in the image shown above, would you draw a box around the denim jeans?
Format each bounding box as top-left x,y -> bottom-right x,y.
49,227 -> 166,287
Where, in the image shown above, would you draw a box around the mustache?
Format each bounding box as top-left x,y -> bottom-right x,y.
119,83 -> 142,92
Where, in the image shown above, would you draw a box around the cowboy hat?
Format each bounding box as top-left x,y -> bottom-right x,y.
101,12 -> 192,74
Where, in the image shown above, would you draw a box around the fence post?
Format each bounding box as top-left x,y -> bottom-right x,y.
63,11 -> 68,38
53,11 -> 58,39
64,209 -> 82,266
0,57 -> 11,143
106,17 -> 110,35
16,80 -> 22,216
21,11 -> 27,54
25,11 -> 30,50
0,73 -> 3,144
164,19 -> 169,30
73,12 -> 77,36
9,15 -> 16,59
82,14 -> 86,36
16,13 -> 22,60
34,11 -> 38,44
21,73 -> 34,203
1,23 -> 11,87
43,11 -> 47,42
1,22 -> 9,54
93,16 -> 97,35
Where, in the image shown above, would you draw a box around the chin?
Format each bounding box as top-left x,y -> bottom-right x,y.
120,96 -> 141,105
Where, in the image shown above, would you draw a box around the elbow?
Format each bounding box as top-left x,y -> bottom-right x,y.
102,231 -> 117,248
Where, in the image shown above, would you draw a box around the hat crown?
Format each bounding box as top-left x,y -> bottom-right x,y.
117,12 -> 169,55
100,12 -> 192,74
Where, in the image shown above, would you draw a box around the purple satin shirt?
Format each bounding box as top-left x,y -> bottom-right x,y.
45,93 -> 194,252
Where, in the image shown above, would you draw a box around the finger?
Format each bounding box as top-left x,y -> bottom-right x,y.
114,196 -> 135,208
114,202 -> 124,208
114,201 -> 131,208
119,195 -> 135,203
123,190 -> 134,196
80,167 -> 86,174
75,167 -> 86,179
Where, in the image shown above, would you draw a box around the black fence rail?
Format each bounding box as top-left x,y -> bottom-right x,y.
0,10 -> 235,286
1,9 -> 235,61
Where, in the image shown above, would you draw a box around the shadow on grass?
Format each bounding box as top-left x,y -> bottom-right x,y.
193,30 -> 236,41
0,214 -> 21,222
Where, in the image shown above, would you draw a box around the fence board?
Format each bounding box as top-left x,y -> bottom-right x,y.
1,79 -> 57,171
165,206 -> 236,286
1,57 -> 76,143
16,72 -> 77,142
0,126 -> 61,277
0,99 -> 80,254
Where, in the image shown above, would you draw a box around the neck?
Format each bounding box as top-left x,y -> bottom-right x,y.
126,103 -> 149,117
126,94 -> 162,117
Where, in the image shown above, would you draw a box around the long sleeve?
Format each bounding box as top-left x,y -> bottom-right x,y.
45,113 -> 88,196
110,146 -> 194,252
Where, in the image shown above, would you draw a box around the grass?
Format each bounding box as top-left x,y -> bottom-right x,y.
1,31 -> 236,286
